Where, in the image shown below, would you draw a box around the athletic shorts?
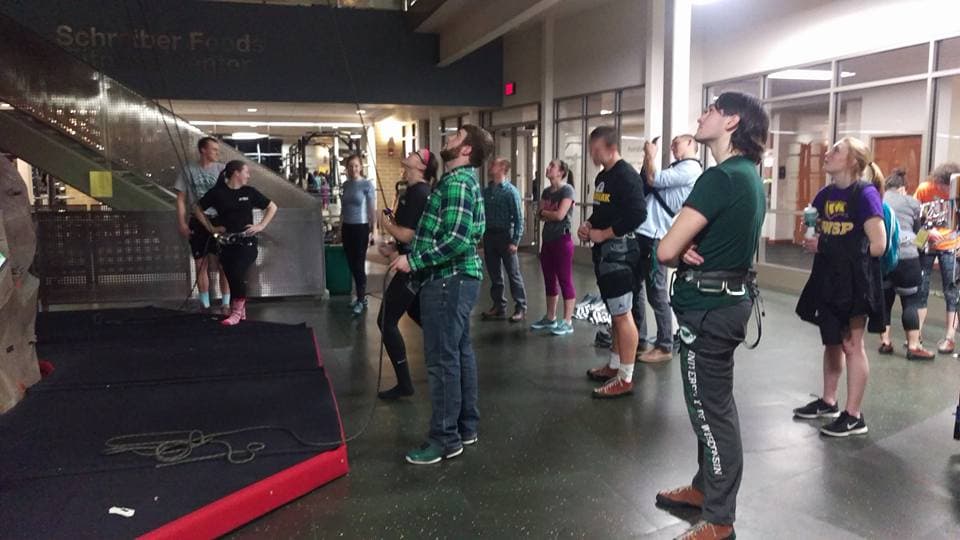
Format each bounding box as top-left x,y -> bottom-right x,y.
188,216 -> 220,259
593,238 -> 640,317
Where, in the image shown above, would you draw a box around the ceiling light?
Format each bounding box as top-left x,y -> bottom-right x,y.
0,102 -> 12,110
356,109 -> 367,115
767,69 -> 856,81
600,109 -> 613,115
246,108 -> 258,112
691,0 -> 722,5
350,134 -> 362,139
189,120 -> 363,128
230,132 -> 267,140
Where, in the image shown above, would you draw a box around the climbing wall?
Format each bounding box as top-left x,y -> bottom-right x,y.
0,157 -> 38,413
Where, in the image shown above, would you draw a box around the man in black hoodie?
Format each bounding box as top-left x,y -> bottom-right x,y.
578,126 -> 647,398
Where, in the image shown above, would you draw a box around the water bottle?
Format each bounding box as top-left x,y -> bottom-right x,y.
803,206 -> 818,239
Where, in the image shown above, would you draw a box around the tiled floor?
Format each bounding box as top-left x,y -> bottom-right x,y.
230,254 -> 960,539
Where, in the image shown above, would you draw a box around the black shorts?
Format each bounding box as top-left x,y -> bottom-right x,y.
884,256 -> 921,293
188,217 -> 220,260
592,238 -> 641,316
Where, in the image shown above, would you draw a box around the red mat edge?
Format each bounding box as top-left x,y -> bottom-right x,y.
139,326 -> 351,540
139,445 -> 348,540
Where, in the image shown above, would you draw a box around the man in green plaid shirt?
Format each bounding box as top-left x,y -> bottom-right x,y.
390,125 -> 493,465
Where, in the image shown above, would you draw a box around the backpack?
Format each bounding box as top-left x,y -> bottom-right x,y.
881,201 -> 900,276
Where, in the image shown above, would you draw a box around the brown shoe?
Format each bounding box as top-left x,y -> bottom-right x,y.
481,307 -> 506,320
508,309 -> 526,323
586,365 -> 618,382
907,346 -> 935,360
640,346 -> 673,364
674,521 -> 735,540
656,485 -> 704,510
592,376 -> 633,398
938,337 -> 955,354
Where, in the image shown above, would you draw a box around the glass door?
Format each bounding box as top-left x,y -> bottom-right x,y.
492,126 -> 539,247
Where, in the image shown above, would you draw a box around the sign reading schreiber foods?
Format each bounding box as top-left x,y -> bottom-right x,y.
0,0 -> 501,106
56,25 -> 264,75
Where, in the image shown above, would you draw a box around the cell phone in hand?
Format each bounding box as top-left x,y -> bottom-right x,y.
382,208 -> 394,218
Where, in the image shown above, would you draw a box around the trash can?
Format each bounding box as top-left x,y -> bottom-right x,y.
324,244 -> 352,296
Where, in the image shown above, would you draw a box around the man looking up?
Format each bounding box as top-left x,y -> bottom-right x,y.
390,125 -> 493,465
580,126 -> 647,398
634,134 -> 702,364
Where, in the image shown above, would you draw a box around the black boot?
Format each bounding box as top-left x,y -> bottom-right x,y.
378,360 -> 414,400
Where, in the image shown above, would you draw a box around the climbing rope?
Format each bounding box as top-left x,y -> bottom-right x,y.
102,425 -> 339,468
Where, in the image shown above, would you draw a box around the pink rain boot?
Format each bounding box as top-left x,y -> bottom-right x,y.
221,298 -> 246,326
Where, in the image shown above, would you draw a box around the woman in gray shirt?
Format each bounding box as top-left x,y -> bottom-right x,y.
879,169 -> 933,359
530,159 -> 577,336
340,154 -> 377,314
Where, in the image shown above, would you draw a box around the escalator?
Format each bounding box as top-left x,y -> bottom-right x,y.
0,13 -> 326,302
0,12 -> 316,211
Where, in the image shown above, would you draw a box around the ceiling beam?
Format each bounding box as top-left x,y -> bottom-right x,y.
436,0 -> 562,67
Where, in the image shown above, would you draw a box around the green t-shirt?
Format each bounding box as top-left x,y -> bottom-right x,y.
671,155 -> 765,312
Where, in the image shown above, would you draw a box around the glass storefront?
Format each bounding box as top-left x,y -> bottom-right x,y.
481,104 -> 541,246
706,35 -> 960,272
552,85 -> 645,241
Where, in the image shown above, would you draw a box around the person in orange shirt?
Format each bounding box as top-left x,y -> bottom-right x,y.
914,162 -> 960,354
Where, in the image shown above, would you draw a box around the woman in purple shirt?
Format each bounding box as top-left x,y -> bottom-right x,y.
794,137 -> 887,438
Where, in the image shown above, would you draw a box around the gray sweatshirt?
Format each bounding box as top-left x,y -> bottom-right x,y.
883,190 -> 921,260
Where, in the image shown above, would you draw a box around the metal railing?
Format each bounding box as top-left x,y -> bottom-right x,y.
0,14 -> 326,302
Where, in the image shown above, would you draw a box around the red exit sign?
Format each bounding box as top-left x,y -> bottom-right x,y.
504,81 -> 516,96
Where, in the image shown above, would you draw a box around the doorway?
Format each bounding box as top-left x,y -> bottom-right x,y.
872,135 -> 922,193
491,124 -> 540,247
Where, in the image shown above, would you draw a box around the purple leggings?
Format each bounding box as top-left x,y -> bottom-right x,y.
540,234 -> 576,300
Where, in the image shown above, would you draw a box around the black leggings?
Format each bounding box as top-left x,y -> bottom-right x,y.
883,256 -> 922,332
219,242 -> 258,299
342,223 -> 370,300
377,271 -> 422,367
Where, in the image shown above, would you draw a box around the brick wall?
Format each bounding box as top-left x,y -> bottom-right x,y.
374,125 -> 405,212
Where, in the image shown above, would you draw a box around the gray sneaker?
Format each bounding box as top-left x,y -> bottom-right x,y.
551,320 -> 574,336
530,316 -> 556,330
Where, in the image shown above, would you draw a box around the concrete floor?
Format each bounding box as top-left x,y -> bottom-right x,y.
230,253 -> 960,539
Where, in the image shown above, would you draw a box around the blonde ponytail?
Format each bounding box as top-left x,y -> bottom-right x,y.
839,136 -> 884,191
866,162 -> 885,193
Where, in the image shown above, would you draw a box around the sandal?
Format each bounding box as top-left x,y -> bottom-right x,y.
937,338 -> 955,354
878,342 -> 894,355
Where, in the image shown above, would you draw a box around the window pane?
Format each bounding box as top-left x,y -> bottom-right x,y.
556,119 -> 585,233
765,63 -> 832,98
706,77 -> 761,104
490,104 -> 539,126
584,118 -> 615,226
938,37 -> 960,71
760,95 -> 830,270
620,86 -> 645,112
934,75 -> 960,168
620,114 -> 646,172
557,97 -> 583,119
838,81 -> 927,192
839,44 -> 929,86
587,92 -> 616,116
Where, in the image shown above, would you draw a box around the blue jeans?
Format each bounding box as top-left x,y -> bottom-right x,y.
919,250 -> 959,312
419,275 -> 482,450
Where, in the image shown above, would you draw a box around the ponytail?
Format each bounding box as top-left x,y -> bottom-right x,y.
866,162 -> 885,193
222,159 -> 246,184
839,136 -> 884,191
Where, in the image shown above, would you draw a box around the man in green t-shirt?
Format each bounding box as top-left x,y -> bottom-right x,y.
653,92 -> 768,540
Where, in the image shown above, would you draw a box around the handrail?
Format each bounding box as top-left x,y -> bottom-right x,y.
0,13 -> 316,209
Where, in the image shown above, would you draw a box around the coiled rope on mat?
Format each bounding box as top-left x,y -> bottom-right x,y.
102,426 -> 339,468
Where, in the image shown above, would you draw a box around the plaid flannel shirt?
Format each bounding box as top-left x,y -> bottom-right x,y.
408,165 -> 485,281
